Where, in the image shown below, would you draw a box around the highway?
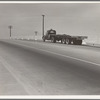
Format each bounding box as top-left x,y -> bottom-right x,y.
0,39 -> 100,95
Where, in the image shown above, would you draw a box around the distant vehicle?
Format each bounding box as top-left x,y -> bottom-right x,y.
42,29 -> 87,45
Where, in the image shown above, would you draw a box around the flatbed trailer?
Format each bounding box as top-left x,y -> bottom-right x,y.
42,29 -> 88,45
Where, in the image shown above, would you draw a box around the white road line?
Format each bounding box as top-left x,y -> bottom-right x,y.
5,40 -> 100,67
0,56 -> 31,95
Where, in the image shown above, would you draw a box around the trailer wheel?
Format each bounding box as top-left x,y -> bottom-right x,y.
77,40 -> 82,45
43,38 -> 45,42
66,38 -> 70,44
73,40 -> 82,45
69,39 -> 71,44
51,37 -> 56,43
73,40 -> 77,45
62,38 -> 66,44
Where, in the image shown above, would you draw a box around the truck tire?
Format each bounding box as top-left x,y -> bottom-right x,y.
42,36 -> 45,42
73,40 -> 77,45
66,38 -> 70,44
73,40 -> 82,45
77,40 -> 82,45
69,39 -> 71,44
62,38 -> 66,44
51,37 -> 56,43
43,38 -> 45,42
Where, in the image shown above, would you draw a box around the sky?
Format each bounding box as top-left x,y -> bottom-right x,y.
0,3 -> 100,43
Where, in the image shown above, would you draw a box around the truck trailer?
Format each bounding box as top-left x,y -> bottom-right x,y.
42,29 -> 87,45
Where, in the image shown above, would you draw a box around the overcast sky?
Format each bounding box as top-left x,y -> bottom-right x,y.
0,3 -> 100,43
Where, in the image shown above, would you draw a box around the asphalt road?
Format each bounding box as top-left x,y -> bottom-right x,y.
0,39 -> 100,95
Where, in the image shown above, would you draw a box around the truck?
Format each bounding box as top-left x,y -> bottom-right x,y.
42,29 -> 87,45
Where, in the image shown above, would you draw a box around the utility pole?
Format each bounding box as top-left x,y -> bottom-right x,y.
8,25 -> 12,38
42,15 -> 45,37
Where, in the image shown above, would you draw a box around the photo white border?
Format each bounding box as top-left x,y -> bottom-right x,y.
0,1 -> 100,3
0,1 -> 100,99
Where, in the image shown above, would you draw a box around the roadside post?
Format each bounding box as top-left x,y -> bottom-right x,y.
8,25 -> 13,39
35,31 -> 38,41
42,15 -> 45,38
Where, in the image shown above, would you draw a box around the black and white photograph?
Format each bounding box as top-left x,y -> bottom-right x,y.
0,1 -> 100,97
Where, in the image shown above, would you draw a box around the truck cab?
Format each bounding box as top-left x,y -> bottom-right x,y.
42,29 -> 56,41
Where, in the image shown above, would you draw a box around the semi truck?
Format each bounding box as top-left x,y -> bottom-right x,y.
42,29 -> 87,45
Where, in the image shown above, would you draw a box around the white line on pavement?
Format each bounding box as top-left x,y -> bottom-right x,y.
0,56 -> 31,95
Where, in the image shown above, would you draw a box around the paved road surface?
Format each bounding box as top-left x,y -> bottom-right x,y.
0,39 -> 100,95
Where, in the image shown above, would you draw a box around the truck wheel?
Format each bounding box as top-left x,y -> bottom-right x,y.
42,37 -> 45,42
51,37 -> 56,43
77,40 -> 82,45
66,38 -> 70,44
73,40 -> 82,45
62,38 -> 66,44
73,40 -> 77,45
69,39 -> 71,44
43,38 -> 45,42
